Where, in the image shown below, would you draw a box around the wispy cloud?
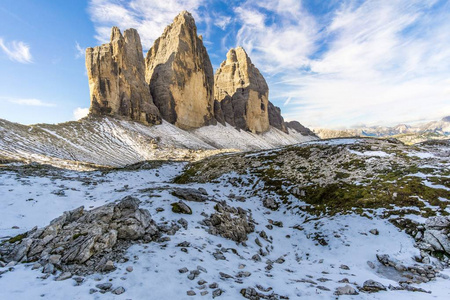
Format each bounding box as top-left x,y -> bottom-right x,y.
88,0 -> 205,49
233,0 -> 450,128
0,38 -> 33,63
213,14 -> 232,30
75,42 -> 85,59
6,98 -> 55,107
73,107 -> 89,120
234,0 -> 319,74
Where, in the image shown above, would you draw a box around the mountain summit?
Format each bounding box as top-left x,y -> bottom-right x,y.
85,11 -> 311,136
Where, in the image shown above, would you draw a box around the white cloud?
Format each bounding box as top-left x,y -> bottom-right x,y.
7,98 -> 55,107
213,14 -> 232,30
75,42 -> 85,59
73,107 -> 89,120
234,0 -> 318,74
0,38 -> 33,63
88,0 -> 205,49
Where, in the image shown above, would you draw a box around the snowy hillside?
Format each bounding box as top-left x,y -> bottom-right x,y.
0,116 -> 317,168
1,138 -> 450,299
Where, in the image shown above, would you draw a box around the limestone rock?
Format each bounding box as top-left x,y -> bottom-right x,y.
0,196 -> 162,275
361,280 -> 387,293
334,285 -> 359,295
268,102 -> 288,133
145,11 -> 215,129
214,47 -> 270,133
422,216 -> 450,255
86,27 -> 161,125
202,202 -> 254,243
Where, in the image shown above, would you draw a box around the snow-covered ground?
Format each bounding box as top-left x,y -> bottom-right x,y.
0,117 -> 317,168
1,162 -> 449,299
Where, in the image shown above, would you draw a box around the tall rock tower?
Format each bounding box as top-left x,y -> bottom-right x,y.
145,11 -> 215,130
214,47 -> 270,134
86,27 -> 161,125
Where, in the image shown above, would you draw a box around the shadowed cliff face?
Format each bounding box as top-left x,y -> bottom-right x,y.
145,11 -> 216,130
86,27 -> 161,125
214,47 -> 270,134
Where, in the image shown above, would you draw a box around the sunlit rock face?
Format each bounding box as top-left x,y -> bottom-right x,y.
145,11 -> 215,130
86,27 -> 161,125
214,47 -> 270,134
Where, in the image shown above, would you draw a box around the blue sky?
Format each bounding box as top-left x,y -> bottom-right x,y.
0,0 -> 449,128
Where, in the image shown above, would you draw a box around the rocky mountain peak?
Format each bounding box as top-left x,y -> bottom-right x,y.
86,26 -> 161,125
145,10 -> 215,130
214,47 -> 270,134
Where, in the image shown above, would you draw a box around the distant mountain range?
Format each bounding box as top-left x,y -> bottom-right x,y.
314,116 -> 450,144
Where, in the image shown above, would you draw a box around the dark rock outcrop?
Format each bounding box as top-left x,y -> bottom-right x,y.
285,120 -> 317,137
268,102 -> 288,133
145,11 -> 215,129
86,27 -> 161,125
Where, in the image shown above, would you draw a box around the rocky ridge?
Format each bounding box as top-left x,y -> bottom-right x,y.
314,116 -> 450,144
85,11 -> 311,137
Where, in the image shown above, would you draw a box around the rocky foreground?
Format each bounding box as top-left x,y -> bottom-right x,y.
0,138 -> 450,299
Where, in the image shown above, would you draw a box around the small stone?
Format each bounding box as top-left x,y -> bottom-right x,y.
179,267 -> 189,274
316,286 -> 331,291
219,272 -> 233,279
197,265 -> 207,273
200,291 -> 209,296
275,257 -> 285,264
73,276 -> 84,285
198,280 -> 207,285
212,288 -> 223,298
89,289 -> 97,294
237,271 -> 251,278
126,266 -> 133,272
367,261 -> 376,269
103,260 -> 115,271
32,263 -> 42,270
187,290 -> 196,296
213,252 -> 226,260
56,272 -> 72,281
361,280 -> 387,293
112,287 -> 125,295
48,255 -> 61,265
340,264 -> 350,270
209,282 -> 218,289
369,229 -> 379,235
42,263 -> 55,274
252,254 -> 262,262
334,285 -> 359,295
177,241 -> 191,247
95,283 -> 112,291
